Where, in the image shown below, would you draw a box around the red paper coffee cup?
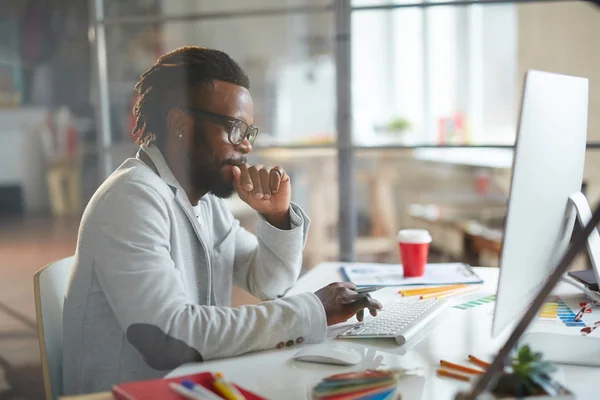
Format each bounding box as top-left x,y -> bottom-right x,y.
397,229 -> 432,277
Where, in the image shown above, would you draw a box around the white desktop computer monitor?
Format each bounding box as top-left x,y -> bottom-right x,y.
492,70 -> 592,338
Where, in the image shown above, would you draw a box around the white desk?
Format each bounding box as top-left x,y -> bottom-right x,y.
166,264 -> 600,399
62,264 -> 599,400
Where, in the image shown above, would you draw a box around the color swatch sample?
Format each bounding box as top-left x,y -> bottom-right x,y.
452,294 -> 496,310
538,297 -> 586,328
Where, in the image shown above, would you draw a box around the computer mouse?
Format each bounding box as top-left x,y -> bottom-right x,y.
292,345 -> 362,366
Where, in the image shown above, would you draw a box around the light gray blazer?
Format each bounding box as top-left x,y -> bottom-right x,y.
62,144 -> 327,395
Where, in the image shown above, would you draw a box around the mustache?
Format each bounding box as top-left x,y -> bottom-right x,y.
223,157 -> 246,167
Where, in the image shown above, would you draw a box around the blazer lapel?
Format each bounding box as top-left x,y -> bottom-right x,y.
137,145 -> 206,241
137,145 -> 213,303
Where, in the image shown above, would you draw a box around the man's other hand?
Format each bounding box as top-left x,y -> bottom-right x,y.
232,164 -> 292,229
314,282 -> 383,326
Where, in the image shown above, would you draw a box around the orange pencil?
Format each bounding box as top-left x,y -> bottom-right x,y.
440,360 -> 484,375
468,355 -> 491,369
436,369 -> 471,382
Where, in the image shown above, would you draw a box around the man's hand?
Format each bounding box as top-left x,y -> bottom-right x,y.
314,282 -> 383,326
232,164 -> 291,229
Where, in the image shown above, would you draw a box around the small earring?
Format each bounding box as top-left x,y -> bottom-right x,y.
179,134 -> 183,139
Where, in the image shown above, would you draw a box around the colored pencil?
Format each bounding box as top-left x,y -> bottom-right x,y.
436,369 -> 471,382
399,284 -> 467,296
440,360 -> 484,375
468,355 -> 491,369
421,285 -> 480,300
435,285 -> 481,299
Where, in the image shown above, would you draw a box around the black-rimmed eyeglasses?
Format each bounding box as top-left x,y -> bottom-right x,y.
178,107 -> 259,145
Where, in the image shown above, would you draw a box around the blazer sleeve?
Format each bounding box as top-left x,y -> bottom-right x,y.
231,202 -> 311,300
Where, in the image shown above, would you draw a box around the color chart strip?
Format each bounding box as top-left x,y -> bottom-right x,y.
452,294 -> 496,310
538,298 -> 586,327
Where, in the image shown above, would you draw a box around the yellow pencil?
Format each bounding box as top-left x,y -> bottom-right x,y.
212,372 -> 247,400
399,284 -> 467,296
400,284 -> 466,296
420,285 -> 480,300
437,285 -> 480,299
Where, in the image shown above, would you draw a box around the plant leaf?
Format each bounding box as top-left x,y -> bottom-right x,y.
529,373 -> 559,396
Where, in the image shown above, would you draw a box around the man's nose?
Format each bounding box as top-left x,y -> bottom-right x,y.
236,138 -> 252,154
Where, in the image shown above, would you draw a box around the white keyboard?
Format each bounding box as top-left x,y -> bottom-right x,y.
338,298 -> 448,345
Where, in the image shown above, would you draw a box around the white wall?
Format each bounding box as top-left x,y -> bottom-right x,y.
517,2 -> 600,204
480,4 -> 518,144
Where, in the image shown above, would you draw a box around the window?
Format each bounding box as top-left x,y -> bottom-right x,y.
104,2 -> 335,146
352,3 -> 518,146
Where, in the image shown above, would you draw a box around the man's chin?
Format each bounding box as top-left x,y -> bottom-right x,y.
210,184 -> 236,199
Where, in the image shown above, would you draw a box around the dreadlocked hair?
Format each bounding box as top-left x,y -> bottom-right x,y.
132,46 -> 250,146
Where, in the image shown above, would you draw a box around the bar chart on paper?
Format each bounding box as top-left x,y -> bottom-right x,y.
452,294 -> 496,310
537,296 -> 586,328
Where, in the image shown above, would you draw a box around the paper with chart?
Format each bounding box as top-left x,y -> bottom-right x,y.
340,262 -> 483,287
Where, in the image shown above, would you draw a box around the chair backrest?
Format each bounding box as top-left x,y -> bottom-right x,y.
34,256 -> 74,400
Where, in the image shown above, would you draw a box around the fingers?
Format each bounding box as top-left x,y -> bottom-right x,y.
316,282 -> 382,326
339,292 -> 365,304
270,166 -> 286,193
356,307 -> 378,321
330,282 -> 357,293
364,296 -> 383,311
340,282 -> 357,290
232,166 -> 242,187
237,165 -> 287,200
259,168 -> 271,199
239,164 -> 253,191
248,166 -> 263,199
270,169 -> 281,194
340,291 -> 382,322
349,294 -> 383,313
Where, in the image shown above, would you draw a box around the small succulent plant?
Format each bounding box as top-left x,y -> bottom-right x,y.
491,345 -> 559,397
386,118 -> 411,133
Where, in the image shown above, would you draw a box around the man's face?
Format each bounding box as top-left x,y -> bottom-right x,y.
186,81 -> 254,198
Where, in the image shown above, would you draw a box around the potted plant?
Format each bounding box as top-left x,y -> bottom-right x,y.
486,345 -> 574,399
385,117 -> 411,135
372,117 -> 412,145
373,117 -> 411,135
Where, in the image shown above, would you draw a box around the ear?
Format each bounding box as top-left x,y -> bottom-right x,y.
166,107 -> 193,144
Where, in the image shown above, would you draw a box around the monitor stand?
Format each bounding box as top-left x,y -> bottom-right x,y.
519,192 -> 600,367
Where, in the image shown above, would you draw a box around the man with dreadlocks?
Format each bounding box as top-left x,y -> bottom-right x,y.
62,46 -> 381,394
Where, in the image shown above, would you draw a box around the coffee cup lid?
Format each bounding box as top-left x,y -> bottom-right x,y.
397,229 -> 432,243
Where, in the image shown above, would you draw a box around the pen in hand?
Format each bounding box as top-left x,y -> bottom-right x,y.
355,286 -> 383,294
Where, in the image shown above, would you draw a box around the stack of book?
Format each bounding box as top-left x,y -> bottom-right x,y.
311,370 -> 403,400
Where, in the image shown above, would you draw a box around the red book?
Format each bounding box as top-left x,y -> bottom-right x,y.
112,372 -> 265,400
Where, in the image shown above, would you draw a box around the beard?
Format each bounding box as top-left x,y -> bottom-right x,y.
188,127 -> 245,199
190,159 -> 236,199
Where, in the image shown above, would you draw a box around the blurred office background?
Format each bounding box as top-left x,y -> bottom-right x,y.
1,0 -> 600,398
